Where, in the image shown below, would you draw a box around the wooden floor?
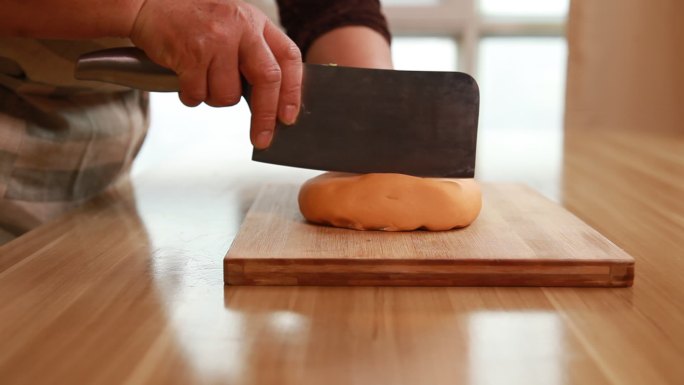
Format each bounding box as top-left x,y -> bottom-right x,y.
0,127 -> 682,385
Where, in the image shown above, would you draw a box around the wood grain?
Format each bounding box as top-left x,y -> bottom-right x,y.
0,129 -> 681,385
565,0 -> 684,134
2,0 -> 683,381
2,55 -> 684,385
225,183 -> 634,286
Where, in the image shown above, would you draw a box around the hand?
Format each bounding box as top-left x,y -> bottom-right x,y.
130,0 -> 302,148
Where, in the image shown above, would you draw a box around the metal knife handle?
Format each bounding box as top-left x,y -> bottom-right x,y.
74,47 -> 251,101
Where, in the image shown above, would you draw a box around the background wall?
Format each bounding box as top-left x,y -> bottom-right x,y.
564,0 -> 684,133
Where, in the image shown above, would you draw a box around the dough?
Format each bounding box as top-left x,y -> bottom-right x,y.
298,172 -> 482,231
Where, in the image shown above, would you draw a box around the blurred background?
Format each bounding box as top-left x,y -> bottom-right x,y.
132,0 -> 570,201
388,0 -> 569,200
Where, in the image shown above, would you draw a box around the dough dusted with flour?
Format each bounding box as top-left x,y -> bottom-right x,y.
298,172 -> 482,231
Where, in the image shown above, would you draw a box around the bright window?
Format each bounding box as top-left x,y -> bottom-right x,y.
480,0 -> 569,19
392,37 -> 458,71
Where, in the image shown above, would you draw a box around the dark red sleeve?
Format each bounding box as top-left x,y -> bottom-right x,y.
275,0 -> 391,57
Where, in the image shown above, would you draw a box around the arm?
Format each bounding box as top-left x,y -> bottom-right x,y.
306,26 -> 393,69
276,0 -> 393,69
0,0 -> 141,38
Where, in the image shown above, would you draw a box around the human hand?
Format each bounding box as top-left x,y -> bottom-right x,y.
130,0 -> 302,148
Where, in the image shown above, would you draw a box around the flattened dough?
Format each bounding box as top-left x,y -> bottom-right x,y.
298,172 -> 482,231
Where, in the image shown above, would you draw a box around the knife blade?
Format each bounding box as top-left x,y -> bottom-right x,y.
75,47 -> 479,177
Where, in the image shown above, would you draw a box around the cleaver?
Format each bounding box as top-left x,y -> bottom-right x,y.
75,47 -> 479,177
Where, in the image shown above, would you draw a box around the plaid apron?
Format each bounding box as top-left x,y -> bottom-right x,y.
0,38 -> 149,244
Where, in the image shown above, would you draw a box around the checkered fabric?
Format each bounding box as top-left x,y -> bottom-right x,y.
0,38 -> 149,244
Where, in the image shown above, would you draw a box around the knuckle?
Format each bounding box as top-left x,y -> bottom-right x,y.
224,94 -> 242,106
207,20 -> 225,37
180,96 -> 201,107
259,64 -> 282,84
251,111 -> 277,123
181,88 -> 205,104
210,93 -> 241,107
235,4 -> 258,34
235,3 -> 251,22
283,43 -> 302,62
187,38 -> 208,62
178,69 -> 207,102
281,82 -> 301,97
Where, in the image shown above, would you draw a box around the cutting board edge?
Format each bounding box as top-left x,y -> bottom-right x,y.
224,257 -> 634,287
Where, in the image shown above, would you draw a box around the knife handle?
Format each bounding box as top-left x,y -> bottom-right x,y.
74,47 -> 252,102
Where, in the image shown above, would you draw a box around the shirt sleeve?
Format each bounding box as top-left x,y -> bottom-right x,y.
275,0 -> 391,57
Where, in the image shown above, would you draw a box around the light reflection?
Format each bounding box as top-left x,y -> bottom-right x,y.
468,311 -> 564,385
129,90 -> 322,383
270,310 -> 309,336
170,295 -> 248,383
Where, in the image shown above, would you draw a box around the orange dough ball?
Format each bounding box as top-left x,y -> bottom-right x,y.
298,172 -> 482,231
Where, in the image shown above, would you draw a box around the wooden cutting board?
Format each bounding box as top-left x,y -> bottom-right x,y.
224,183 -> 634,287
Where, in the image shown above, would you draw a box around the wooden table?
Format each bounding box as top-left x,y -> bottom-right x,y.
1,112 -> 682,384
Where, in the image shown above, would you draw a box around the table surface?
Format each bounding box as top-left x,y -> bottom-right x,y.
0,100 -> 683,384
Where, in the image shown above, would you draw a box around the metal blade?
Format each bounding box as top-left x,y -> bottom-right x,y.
252,64 -> 479,177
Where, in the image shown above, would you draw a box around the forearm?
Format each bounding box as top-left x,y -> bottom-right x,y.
306,26 -> 393,69
0,0 -> 143,38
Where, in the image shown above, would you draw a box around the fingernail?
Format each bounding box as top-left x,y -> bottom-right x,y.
282,104 -> 298,125
255,130 -> 273,149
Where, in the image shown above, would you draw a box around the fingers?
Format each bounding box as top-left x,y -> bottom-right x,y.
263,22 -> 302,126
144,1 -> 303,150
178,42 -> 241,108
239,28 -> 283,149
206,48 -> 242,107
177,66 -> 207,107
